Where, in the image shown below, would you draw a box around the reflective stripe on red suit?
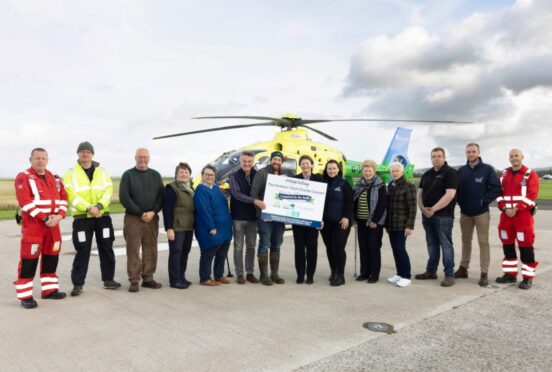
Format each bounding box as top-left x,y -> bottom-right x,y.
14,167 -> 67,300
497,165 -> 539,279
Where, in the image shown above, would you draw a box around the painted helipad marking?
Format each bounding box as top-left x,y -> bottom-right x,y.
61,229 -> 167,241
61,230 -> 294,256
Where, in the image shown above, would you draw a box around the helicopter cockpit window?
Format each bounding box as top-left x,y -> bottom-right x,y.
281,158 -> 297,177
254,156 -> 270,171
213,150 -> 264,181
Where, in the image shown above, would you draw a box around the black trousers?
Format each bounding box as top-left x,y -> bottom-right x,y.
357,220 -> 384,280
292,225 -> 319,279
321,221 -> 351,275
71,215 -> 116,285
503,243 -> 535,262
168,231 -> 193,284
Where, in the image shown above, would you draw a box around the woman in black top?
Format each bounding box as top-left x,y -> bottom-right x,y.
353,160 -> 387,283
293,155 -> 325,284
321,160 -> 354,286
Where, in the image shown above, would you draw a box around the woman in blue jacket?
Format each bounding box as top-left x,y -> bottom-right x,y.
194,165 -> 233,286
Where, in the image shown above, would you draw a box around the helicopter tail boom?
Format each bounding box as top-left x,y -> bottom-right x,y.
381,127 -> 412,167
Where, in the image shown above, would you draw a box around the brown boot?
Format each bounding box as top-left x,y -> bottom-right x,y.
236,275 -> 246,284
246,273 -> 259,284
454,266 -> 468,279
215,276 -> 231,284
141,280 -> 162,289
415,271 -> 437,280
441,276 -> 455,287
478,273 -> 489,287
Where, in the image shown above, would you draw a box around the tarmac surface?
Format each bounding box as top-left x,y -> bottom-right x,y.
0,208 -> 551,371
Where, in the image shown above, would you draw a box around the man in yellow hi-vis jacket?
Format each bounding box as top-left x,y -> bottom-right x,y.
63,142 -> 121,296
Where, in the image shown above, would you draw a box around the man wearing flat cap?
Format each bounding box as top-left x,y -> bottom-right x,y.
63,142 -> 121,296
251,151 -> 287,285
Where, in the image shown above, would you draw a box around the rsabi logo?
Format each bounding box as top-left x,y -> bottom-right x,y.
392,155 -> 408,166
393,135 -> 410,143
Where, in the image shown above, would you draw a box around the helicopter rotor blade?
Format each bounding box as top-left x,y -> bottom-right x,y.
153,122 -> 278,140
300,118 -> 472,124
299,124 -> 338,141
193,115 -> 287,123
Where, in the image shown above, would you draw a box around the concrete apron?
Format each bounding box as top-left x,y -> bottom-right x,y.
0,208 -> 550,371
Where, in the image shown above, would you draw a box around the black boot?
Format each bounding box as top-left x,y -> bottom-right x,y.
258,254 -> 273,286
71,285 -> 83,296
21,298 -> 38,309
269,252 -> 285,284
496,274 -> 517,284
519,278 -> 532,290
328,272 -> 336,281
478,273 -> 489,287
331,273 -> 344,287
41,290 -> 67,300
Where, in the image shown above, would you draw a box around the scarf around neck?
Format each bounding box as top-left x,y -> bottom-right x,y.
176,181 -> 194,196
354,176 -> 386,225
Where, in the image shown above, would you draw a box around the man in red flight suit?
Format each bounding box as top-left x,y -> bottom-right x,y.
14,148 -> 68,309
496,149 -> 539,290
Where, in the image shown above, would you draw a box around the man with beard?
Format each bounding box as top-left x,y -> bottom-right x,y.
454,143 -> 500,287
251,151 -> 286,286
64,142 -> 121,296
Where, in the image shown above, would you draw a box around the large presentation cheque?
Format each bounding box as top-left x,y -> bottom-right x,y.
260,174 -> 327,228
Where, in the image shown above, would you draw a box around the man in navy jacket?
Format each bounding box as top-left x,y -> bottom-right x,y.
229,151 -> 266,284
455,143 -> 501,286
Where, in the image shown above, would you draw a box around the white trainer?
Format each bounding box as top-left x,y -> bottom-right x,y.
387,275 -> 402,284
396,278 -> 412,287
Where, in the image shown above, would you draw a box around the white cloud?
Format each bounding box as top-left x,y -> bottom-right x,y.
1,0 -> 549,180
345,0 -> 552,169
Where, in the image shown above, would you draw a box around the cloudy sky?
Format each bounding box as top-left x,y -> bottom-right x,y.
1,0 -> 551,178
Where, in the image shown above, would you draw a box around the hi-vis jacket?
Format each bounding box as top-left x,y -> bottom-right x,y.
63,162 -> 113,217
496,165 -> 539,212
15,167 -> 68,222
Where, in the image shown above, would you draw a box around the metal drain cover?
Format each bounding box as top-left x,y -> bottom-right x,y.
363,322 -> 395,334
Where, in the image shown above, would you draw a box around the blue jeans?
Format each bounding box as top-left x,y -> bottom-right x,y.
388,230 -> 411,279
257,219 -> 285,255
422,215 -> 455,277
199,240 -> 230,282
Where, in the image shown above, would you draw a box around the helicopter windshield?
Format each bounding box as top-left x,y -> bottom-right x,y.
212,149 -> 265,181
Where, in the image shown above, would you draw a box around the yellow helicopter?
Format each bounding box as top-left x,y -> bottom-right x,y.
154,114 -> 468,189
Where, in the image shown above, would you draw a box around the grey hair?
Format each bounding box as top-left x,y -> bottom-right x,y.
389,162 -> 404,172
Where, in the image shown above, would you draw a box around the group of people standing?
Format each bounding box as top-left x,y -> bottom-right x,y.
13,142 -> 540,310
414,145 -> 539,290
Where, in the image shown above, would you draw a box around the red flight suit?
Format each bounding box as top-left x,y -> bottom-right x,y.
496,165 -> 539,280
14,167 -> 67,301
